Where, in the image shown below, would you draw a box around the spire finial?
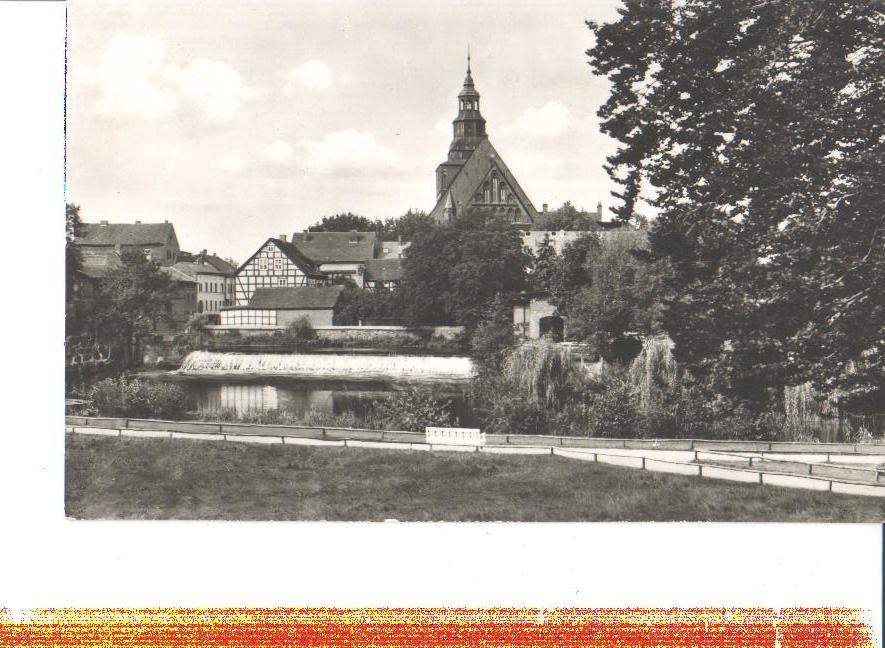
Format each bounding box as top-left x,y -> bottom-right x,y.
467,44 -> 471,74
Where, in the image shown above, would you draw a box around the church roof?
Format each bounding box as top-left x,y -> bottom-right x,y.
429,138 -> 539,224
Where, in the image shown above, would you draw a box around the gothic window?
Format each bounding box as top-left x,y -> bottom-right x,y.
499,185 -> 506,202
483,182 -> 491,202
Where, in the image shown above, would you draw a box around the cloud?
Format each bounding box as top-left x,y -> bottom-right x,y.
510,101 -> 571,137
80,32 -> 256,123
300,129 -> 396,172
266,140 -> 295,164
286,60 -> 333,92
171,58 -> 258,123
87,32 -> 178,119
434,118 -> 452,135
218,157 -> 246,172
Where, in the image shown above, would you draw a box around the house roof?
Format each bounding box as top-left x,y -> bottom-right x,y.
429,139 -> 539,224
290,231 -> 378,263
235,238 -> 326,278
245,285 -> 345,310
77,248 -> 124,279
179,252 -> 237,274
168,260 -> 229,280
76,222 -> 176,247
203,254 -> 237,274
364,258 -> 403,282
159,265 -> 198,284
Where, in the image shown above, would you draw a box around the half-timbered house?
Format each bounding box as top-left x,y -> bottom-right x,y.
233,236 -> 327,306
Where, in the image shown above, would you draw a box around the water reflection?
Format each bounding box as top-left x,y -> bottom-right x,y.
166,377 -> 474,425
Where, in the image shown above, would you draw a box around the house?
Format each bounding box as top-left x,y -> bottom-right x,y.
164,251 -> 237,318
364,258 -> 403,290
220,285 -> 345,329
289,231 -> 378,287
429,56 -> 539,225
233,236 -> 327,306
378,239 -> 409,259
156,267 -> 198,335
75,220 -> 180,265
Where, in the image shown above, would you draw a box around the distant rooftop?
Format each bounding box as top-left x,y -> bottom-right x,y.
76,221 -> 176,247
291,231 -> 378,263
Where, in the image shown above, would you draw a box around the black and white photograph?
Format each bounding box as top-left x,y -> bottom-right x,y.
61,0 -> 884,522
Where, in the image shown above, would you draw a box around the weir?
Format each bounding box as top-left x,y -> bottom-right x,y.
178,351 -> 475,382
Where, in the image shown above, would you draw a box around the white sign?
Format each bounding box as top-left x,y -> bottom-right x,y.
425,427 -> 485,446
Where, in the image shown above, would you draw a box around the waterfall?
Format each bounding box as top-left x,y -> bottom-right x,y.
178,351 -> 475,382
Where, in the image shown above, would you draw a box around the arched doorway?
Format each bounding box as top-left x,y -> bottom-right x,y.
539,315 -> 564,342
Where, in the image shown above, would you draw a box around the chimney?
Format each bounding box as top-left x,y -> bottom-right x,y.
100,220 -> 108,226
542,203 -> 548,213
279,234 -> 287,242
597,201 -> 603,218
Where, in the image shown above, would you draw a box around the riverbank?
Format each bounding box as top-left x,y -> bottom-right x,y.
66,435 -> 885,521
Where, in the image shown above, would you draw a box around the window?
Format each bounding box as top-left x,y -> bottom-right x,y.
144,248 -> 152,258
274,258 -> 283,270
278,277 -> 287,287
499,185 -> 506,202
258,258 -> 268,271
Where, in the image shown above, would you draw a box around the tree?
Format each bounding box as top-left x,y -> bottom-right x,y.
535,201 -> 600,231
380,209 -> 435,241
308,212 -> 381,232
65,203 -> 85,336
529,234 -> 557,292
565,228 -> 670,354
91,250 -> 178,367
399,211 -> 531,328
588,0 -> 884,412
334,280 -> 402,325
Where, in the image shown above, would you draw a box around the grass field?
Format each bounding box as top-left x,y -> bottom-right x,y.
66,434 -> 885,521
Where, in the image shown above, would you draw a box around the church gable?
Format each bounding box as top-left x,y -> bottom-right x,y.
429,139 -> 538,225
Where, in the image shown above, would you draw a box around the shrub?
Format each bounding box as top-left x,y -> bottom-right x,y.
285,316 -> 317,344
88,376 -> 189,419
370,387 -> 454,431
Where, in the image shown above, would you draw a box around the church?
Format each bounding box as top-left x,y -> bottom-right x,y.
429,55 -> 539,225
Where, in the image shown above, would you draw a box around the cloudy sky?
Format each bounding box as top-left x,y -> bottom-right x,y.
67,0 -> 624,261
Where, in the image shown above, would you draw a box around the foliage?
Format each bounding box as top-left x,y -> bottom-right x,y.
285,316 -> 317,344
88,376 -> 189,419
533,201 -> 601,231
538,233 -> 599,317
370,386 -> 455,431
89,249 -> 178,367
306,209 -> 434,242
65,203 -> 85,336
333,281 -> 402,325
469,295 -> 516,377
308,212 -> 381,232
587,0 -> 885,411
399,211 -> 531,327
379,209 -> 435,241
501,341 -> 575,409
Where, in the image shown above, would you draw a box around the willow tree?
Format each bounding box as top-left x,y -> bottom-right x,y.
588,0 -> 884,413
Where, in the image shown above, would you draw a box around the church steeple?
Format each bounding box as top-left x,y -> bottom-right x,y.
435,51 -> 488,200
449,50 -> 486,161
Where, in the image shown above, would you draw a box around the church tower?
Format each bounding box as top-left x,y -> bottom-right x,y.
435,52 -> 487,199
430,52 -> 539,225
